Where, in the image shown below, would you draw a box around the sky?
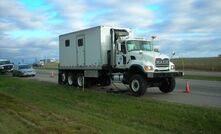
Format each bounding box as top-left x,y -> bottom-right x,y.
0,0 -> 221,63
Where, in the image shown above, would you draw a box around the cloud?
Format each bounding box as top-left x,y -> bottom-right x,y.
149,0 -> 221,33
47,0 -> 89,31
91,3 -> 155,28
0,32 -> 58,60
0,0 -> 58,62
0,0 -> 48,30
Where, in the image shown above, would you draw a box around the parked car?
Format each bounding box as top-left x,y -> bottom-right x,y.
12,64 -> 36,77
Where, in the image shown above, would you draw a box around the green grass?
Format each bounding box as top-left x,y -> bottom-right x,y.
173,57 -> 221,72
181,75 -> 221,81
0,76 -> 220,134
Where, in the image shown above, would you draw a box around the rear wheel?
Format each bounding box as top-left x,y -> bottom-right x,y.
159,77 -> 175,93
129,74 -> 147,96
76,73 -> 83,87
67,74 -> 74,86
75,73 -> 91,87
61,72 -> 67,84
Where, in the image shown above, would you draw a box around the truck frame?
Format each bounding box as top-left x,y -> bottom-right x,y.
58,26 -> 183,96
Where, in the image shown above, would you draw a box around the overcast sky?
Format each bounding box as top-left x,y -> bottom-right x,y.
0,0 -> 221,63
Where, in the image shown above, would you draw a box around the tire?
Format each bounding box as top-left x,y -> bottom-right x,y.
61,72 -> 67,84
67,73 -> 74,86
76,73 -> 83,87
75,73 -> 90,87
159,77 -> 175,93
129,74 -> 147,96
75,73 -> 91,87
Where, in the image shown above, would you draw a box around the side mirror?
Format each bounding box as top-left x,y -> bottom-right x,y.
171,51 -> 175,59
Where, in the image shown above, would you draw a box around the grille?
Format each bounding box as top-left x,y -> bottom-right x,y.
155,58 -> 169,67
3,65 -> 13,70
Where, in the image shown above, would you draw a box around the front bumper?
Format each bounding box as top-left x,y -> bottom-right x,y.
21,72 -> 36,76
146,71 -> 184,78
0,66 -> 13,72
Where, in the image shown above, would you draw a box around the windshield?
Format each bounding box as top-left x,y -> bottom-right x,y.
0,60 -> 10,65
18,65 -> 31,69
127,40 -> 152,52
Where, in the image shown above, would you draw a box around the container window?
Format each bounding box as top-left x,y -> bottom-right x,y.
65,40 -> 70,47
78,38 -> 83,47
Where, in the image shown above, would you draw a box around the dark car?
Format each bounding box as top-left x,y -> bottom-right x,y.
0,59 -> 13,74
12,64 -> 36,77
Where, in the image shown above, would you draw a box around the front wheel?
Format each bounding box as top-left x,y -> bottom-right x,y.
159,77 -> 175,93
129,74 -> 147,96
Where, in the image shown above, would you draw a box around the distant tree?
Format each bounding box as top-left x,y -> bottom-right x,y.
219,54 -> 221,57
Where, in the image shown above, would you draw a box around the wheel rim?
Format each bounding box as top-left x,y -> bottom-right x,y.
61,73 -> 66,82
131,79 -> 140,92
77,75 -> 83,87
68,75 -> 73,85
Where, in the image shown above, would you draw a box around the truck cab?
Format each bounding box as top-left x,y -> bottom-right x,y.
116,38 -> 174,72
114,36 -> 183,96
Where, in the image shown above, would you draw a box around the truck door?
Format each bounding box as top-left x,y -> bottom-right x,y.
77,36 -> 85,66
116,43 -> 127,68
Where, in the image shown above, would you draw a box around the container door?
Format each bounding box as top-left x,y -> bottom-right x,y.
77,36 -> 85,66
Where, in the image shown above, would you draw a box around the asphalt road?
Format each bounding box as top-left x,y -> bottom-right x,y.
27,70 -> 221,108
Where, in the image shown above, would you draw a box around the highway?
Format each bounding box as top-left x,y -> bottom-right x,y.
27,69 -> 221,108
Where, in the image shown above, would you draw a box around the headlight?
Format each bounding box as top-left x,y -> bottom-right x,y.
171,65 -> 175,70
144,66 -> 153,71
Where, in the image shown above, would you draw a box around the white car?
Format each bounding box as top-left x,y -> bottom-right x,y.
12,64 -> 36,77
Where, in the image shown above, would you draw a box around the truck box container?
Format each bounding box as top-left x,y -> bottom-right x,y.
59,26 -> 131,70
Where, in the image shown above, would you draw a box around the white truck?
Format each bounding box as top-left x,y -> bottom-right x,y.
58,26 -> 183,96
0,59 -> 13,74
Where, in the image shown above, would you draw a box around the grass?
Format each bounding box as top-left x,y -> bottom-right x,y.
180,75 -> 221,81
0,76 -> 220,134
173,57 -> 221,72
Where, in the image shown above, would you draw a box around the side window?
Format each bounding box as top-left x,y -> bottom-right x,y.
65,40 -> 70,47
78,38 -> 83,47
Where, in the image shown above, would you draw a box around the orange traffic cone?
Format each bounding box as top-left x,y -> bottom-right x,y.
185,81 -> 190,93
50,72 -> 54,78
